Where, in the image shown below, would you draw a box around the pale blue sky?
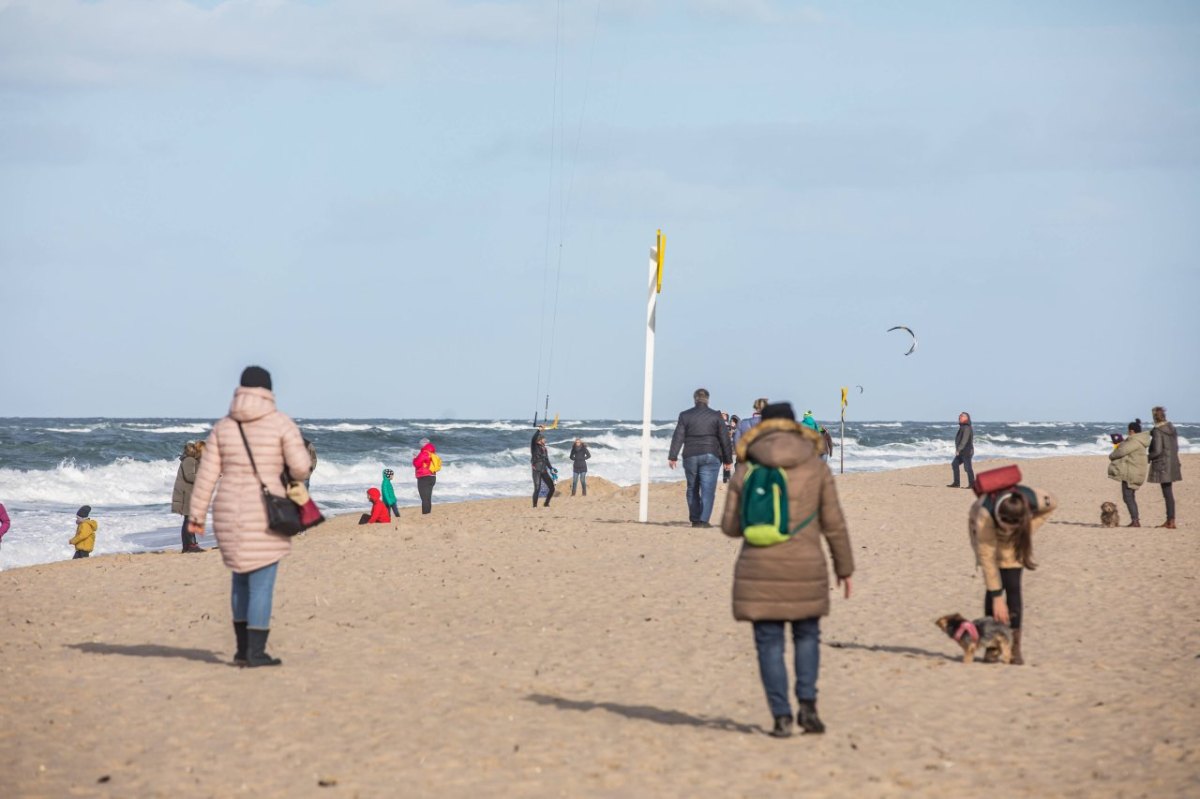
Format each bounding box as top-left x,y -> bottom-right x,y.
1,0 -> 1197,422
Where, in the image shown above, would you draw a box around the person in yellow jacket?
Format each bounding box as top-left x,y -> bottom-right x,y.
69,505 -> 97,559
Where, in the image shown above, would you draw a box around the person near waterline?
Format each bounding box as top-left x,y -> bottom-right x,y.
0,501 -> 10,550
413,439 -> 438,514
1107,419 -> 1150,527
969,482 -> 1057,666
171,440 -> 206,553
569,438 -> 591,496
70,505 -> 97,559
304,438 -> 317,491
720,402 -> 854,738
381,469 -> 400,518
188,366 -> 312,668
734,398 -> 768,449
668,388 -> 733,528
948,412 -> 975,489
530,428 -> 556,508
1147,406 -> 1182,529
365,487 -> 391,524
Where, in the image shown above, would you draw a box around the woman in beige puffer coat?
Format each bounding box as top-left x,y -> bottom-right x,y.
188,366 -> 311,667
1107,419 -> 1150,527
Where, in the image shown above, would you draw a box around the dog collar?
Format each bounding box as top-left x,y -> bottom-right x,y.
954,621 -> 980,643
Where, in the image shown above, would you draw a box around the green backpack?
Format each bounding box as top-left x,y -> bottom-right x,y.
740,464 -> 819,547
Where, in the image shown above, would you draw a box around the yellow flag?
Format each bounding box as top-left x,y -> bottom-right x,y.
840,387 -> 848,408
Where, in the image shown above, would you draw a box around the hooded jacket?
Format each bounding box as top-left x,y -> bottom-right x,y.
0,502 -> 10,540
569,444 -> 591,473
720,419 -> 854,621
955,423 -> 974,458
1148,422 -> 1183,484
171,454 -> 199,515
968,485 -> 1057,592
381,471 -> 397,506
1107,430 -> 1151,488
366,487 -> 390,523
188,387 -> 312,574
668,403 -> 733,463
70,517 -> 97,553
413,443 -> 437,479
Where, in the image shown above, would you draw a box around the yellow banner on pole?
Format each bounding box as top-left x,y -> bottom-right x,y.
655,229 -> 665,293
840,387 -> 848,408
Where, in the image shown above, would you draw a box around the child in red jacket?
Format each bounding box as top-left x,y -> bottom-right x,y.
364,487 -> 390,524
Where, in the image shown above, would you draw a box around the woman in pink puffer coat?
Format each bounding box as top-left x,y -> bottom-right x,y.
188,366 -> 311,667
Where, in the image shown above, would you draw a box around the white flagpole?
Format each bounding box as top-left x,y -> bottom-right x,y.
638,230 -> 663,523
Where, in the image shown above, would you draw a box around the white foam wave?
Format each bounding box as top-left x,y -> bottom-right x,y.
142,424 -> 212,434
42,427 -> 97,433
0,458 -> 178,506
861,422 -> 902,428
410,421 -> 529,432
301,422 -> 380,432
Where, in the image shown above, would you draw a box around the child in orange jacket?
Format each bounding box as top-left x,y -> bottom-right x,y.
364,487 -> 390,524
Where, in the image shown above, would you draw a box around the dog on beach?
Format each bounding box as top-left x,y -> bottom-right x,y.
1100,502 -> 1119,528
935,614 -> 1013,664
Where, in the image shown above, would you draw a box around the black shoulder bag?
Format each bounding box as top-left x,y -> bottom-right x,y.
236,421 -> 304,536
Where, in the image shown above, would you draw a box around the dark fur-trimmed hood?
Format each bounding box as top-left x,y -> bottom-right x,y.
736,418 -> 824,466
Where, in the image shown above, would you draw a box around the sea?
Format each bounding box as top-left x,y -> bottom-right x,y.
0,418 -> 1194,571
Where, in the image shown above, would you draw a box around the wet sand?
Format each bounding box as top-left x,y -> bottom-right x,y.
1,455 -> 1197,797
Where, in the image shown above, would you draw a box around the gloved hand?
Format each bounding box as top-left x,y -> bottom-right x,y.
286,482 -> 311,506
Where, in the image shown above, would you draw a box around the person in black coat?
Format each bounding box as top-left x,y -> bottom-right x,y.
531,427 -> 555,508
668,388 -> 733,527
949,412 -> 975,489
569,438 -> 591,496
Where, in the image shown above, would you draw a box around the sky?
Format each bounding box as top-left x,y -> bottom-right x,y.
1,0 -> 1197,422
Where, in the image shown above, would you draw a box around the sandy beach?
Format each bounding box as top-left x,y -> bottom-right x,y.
1,454 -> 1197,798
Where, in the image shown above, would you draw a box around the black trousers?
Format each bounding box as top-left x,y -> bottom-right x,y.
417,475 -> 436,514
1121,481 -> 1139,522
1160,483 -> 1176,519
532,469 -> 555,506
984,567 -> 1023,630
952,454 -> 975,486
73,550 -> 90,559
180,517 -> 199,551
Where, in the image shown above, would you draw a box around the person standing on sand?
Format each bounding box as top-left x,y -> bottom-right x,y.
413,439 -> 438,514
171,441 -> 205,553
70,506 -> 97,559
969,482 -> 1057,665
188,366 -> 312,668
381,469 -> 400,518
1107,419 -> 1150,527
1147,406 -> 1182,529
734,398 -> 768,449
531,428 -> 556,508
668,388 -> 733,528
569,438 -> 591,496
720,402 -> 854,738
948,412 -> 975,489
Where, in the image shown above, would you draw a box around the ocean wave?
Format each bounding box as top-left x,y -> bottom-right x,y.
42,427 -> 98,433
141,424 -> 212,435
0,458 -> 178,506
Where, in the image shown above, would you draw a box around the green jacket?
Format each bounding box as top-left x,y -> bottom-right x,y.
1107,430 -> 1151,488
381,472 -> 397,506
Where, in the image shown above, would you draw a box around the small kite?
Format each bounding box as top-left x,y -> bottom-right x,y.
887,326 -> 917,356
855,385 -> 864,394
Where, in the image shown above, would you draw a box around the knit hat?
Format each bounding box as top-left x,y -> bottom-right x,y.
77,505 -> 92,518
383,468 -> 394,479
240,366 -> 272,390
761,402 -> 796,421
419,438 -> 431,447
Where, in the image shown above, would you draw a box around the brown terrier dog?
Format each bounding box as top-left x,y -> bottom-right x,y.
1100,502 -> 1119,528
935,614 -> 1013,664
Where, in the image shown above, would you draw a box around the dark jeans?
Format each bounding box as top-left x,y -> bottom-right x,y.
683,452 -> 721,523
1160,483 -> 1176,519
231,561 -> 280,630
73,550 -> 90,559
571,472 -> 587,495
417,476 -> 436,514
753,619 -> 821,717
388,502 -> 401,518
1121,481 -> 1139,522
532,469 -> 555,507
984,567 -> 1023,630
180,517 -> 199,551
951,453 -> 975,486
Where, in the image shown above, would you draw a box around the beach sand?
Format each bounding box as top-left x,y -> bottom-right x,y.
1,455 -> 1197,797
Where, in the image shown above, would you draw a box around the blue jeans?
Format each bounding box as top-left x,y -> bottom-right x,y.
231,561 -> 280,630
571,472 -> 587,495
753,619 -> 821,717
683,453 -> 721,523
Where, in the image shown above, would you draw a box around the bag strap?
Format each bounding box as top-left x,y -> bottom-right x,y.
235,421 -> 270,493
789,507 -> 819,535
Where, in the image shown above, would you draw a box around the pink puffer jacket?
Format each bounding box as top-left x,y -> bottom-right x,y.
189,387 -> 312,574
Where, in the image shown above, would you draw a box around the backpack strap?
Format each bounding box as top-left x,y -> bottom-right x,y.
789,507 -> 819,535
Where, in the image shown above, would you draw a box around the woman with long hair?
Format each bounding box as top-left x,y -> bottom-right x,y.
1147,406 -> 1183,529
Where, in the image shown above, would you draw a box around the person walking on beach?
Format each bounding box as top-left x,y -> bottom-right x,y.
413,439 -> 438,514
70,506 -> 97,559
720,402 -> 854,737
1107,419 -> 1150,527
171,441 -> 205,553
569,438 -> 591,496
1147,406 -> 1182,529
381,469 -> 400,519
948,412 -> 975,489
734,398 -> 769,448
187,366 -> 312,668
668,388 -> 733,528
531,428 -> 556,508
969,482 -> 1057,665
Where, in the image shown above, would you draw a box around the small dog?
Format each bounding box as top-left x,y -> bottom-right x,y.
935,613 -> 1013,664
1100,502 -> 1119,528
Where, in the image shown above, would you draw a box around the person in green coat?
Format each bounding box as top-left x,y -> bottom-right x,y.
381,469 -> 400,518
1107,419 -> 1151,527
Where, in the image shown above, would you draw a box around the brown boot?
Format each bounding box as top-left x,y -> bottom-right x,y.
1160,519 -> 1177,529
1127,520 -> 1140,528
1010,629 -> 1024,666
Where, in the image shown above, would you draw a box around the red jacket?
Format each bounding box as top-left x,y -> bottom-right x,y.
366,487 -> 390,524
413,443 -> 437,478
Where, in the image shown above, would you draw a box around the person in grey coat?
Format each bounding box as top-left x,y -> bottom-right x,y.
948,412 -> 974,489
1147,406 -> 1182,529
668,388 -> 733,527
171,441 -> 205,553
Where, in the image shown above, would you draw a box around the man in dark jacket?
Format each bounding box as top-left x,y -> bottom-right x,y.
948,412 -> 975,489
669,388 -> 733,527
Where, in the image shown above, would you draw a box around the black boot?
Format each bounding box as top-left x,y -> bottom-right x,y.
233,621 -> 248,665
769,715 -> 793,738
797,700 -> 825,734
245,628 -> 282,667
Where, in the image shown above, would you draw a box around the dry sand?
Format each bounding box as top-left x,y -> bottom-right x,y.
1,455 -> 1197,798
